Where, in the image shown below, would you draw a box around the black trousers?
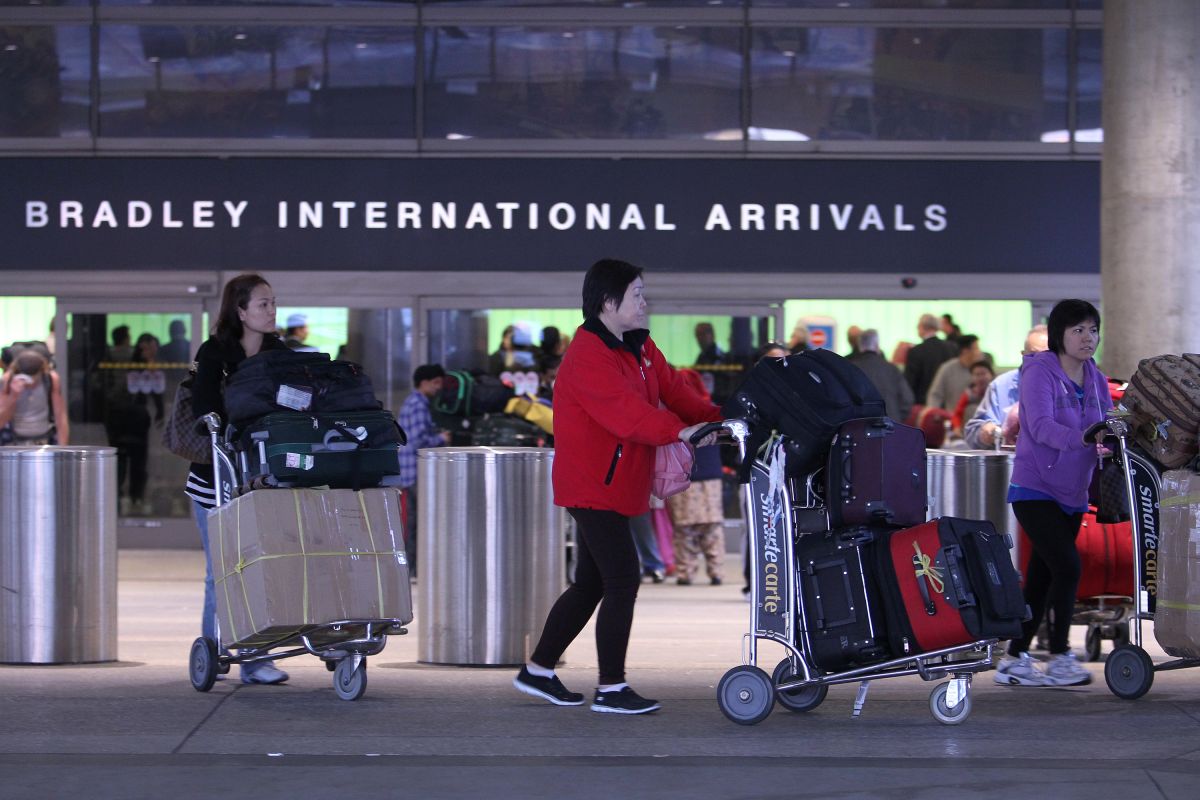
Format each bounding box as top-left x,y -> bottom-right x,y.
1009,500 -> 1084,657
530,508 -> 642,685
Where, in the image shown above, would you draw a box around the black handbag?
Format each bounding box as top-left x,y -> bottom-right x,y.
162,377 -> 211,464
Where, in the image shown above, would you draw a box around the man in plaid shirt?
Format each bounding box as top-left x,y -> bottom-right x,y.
398,363 -> 451,574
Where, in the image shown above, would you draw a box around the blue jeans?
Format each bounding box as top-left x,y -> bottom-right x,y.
629,512 -> 664,573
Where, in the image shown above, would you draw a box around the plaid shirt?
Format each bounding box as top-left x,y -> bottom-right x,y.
398,390 -> 445,488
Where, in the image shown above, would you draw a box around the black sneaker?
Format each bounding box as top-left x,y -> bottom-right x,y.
590,686 -> 661,715
513,666 -> 585,706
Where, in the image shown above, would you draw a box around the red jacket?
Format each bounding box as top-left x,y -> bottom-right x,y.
552,319 -> 722,517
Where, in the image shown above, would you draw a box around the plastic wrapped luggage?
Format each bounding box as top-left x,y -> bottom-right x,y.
1119,354 -> 1200,469
239,409 -> 405,489
826,417 -> 927,528
875,517 -> 1027,655
1153,468 -> 1200,659
796,527 -> 891,670
723,348 -> 884,476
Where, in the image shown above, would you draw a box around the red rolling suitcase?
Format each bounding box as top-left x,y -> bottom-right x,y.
1017,511 -> 1135,600
876,518 -> 1027,655
826,417 -> 927,528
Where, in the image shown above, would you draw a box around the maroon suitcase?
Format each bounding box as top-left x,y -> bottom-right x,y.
826,417 -> 927,528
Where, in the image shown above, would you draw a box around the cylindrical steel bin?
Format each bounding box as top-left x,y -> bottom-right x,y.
0,446 -> 118,664
926,449 -> 1018,561
418,447 -> 565,665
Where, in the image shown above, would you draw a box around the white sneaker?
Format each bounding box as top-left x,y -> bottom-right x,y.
1044,652 -> 1093,686
993,652 -> 1047,687
241,662 -> 289,685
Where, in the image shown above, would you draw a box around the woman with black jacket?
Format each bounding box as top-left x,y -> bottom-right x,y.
185,273 -> 290,685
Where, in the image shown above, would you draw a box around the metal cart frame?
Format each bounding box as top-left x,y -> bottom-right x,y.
188,412 -> 410,701
707,420 -> 997,727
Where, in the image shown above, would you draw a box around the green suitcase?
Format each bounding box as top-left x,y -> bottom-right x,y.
239,410 -> 405,489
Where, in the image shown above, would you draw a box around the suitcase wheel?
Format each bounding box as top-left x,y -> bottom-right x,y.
717,665 -> 775,726
929,680 -> 972,726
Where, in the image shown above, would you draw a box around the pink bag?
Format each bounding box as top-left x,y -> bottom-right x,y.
652,440 -> 693,500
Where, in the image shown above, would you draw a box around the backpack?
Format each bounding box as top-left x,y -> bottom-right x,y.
223,349 -> 381,428
434,370 -> 514,417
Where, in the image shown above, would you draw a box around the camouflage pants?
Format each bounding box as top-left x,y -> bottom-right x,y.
672,522 -> 724,583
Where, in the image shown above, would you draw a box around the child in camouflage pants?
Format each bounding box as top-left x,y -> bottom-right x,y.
667,445 -> 725,586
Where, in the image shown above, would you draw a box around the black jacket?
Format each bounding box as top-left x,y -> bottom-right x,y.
904,336 -> 957,406
848,351 -> 914,423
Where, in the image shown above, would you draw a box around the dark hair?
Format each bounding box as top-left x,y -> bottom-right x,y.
957,334 -> 980,354
168,319 -> 186,338
13,351 -> 46,376
969,359 -> 994,376
540,354 -> 562,373
755,342 -> 789,362
412,363 -> 445,386
133,333 -> 159,363
541,326 -> 561,352
1047,299 -> 1101,355
215,273 -> 271,347
112,325 -> 130,346
581,258 -> 643,320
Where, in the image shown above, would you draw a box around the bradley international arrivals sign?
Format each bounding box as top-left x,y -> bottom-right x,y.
1,158 -> 1098,273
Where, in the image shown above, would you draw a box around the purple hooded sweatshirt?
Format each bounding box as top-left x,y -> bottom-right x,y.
1010,349 -> 1112,509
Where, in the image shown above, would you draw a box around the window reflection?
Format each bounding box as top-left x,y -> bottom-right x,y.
424,26 -> 742,139
98,25 -> 416,138
0,26 -> 90,137
750,27 -> 1068,142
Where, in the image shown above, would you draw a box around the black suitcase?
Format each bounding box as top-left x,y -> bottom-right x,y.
796,527 -> 892,672
238,410 -> 406,489
724,349 -> 885,477
470,414 -> 546,447
827,417 -> 927,528
225,350 -> 381,427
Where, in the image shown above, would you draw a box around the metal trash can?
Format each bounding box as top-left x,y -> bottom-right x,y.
926,449 -> 1018,564
0,446 -> 118,664
418,447 -> 565,665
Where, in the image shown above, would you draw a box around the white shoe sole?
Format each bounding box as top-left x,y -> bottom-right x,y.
589,702 -> 661,714
1043,673 -> 1093,687
513,677 -> 585,706
993,673 -> 1046,687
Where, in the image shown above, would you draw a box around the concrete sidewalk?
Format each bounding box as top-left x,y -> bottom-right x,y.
2,550 -> 1199,799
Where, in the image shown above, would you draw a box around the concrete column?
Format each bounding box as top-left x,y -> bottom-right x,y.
1101,0 -> 1200,378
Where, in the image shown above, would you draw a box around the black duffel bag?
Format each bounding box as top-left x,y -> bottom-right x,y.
225,350 -> 381,427
723,348 -> 885,477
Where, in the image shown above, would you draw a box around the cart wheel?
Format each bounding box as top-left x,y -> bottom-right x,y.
717,665 -> 775,726
1104,645 -> 1154,700
333,657 -> 368,701
929,682 -> 972,726
1085,626 -> 1103,662
325,660 -> 337,672
772,658 -> 827,713
189,637 -> 219,693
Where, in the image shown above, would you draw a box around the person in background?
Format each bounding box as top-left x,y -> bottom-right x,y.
757,342 -> 788,361
397,364 -> 453,575
159,319 -> 192,365
846,325 -> 863,357
848,329 -> 914,423
541,326 -> 566,358
994,300 -> 1110,688
0,350 -> 68,446
514,258 -> 721,715
926,334 -> 983,413
903,313 -> 957,405
694,322 -> 724,365
668,370 -> 725,587
787,321 -> 810,354
283,313 -> 318,352
537,354 -> 561,403
630,513 -> 667,583
124,333 -> 165,515
489,324 -> 537,373
184,273 -> 289,685
951,360 -> 994,437
941,313 -> 963,343
963,325 -> 1049,449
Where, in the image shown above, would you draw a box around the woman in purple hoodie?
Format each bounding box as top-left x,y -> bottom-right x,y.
994,299 -> 1111,689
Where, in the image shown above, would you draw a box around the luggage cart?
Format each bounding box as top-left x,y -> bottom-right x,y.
188,412 -> 410,701
1099,416 -> 1200,699
697,421 -> 997,727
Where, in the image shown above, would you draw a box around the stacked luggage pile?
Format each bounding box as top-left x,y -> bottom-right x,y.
432,368 -> 551,447
188,349 -> 413,701
709,349 -> 1029,726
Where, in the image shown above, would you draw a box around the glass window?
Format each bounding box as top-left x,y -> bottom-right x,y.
0,26 -> 91,138
424,25 -> 743,140
750,1 -> 1068,7
749,27 -> 1068,142
98,25 -> 417,138
1075,28 -> 1101,142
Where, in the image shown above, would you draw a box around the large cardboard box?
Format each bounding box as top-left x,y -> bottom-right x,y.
1154,469 -> 1200,659
211,488 -> 412,650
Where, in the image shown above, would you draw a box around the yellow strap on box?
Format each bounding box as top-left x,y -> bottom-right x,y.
1159,493 -> 1200,508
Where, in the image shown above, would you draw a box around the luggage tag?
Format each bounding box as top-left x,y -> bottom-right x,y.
276,384 -> 314,411
285,452 -> 315,471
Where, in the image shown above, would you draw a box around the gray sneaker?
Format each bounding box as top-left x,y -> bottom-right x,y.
993,652 -> 1046,687
1044,652 -> 1093,686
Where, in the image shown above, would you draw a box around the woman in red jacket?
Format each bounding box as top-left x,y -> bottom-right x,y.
513,259 -> 721,715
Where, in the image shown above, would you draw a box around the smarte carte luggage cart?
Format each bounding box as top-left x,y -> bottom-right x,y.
1098,416 -> 1200,700
696,420 -> 998,727
188,413 -> 411,701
